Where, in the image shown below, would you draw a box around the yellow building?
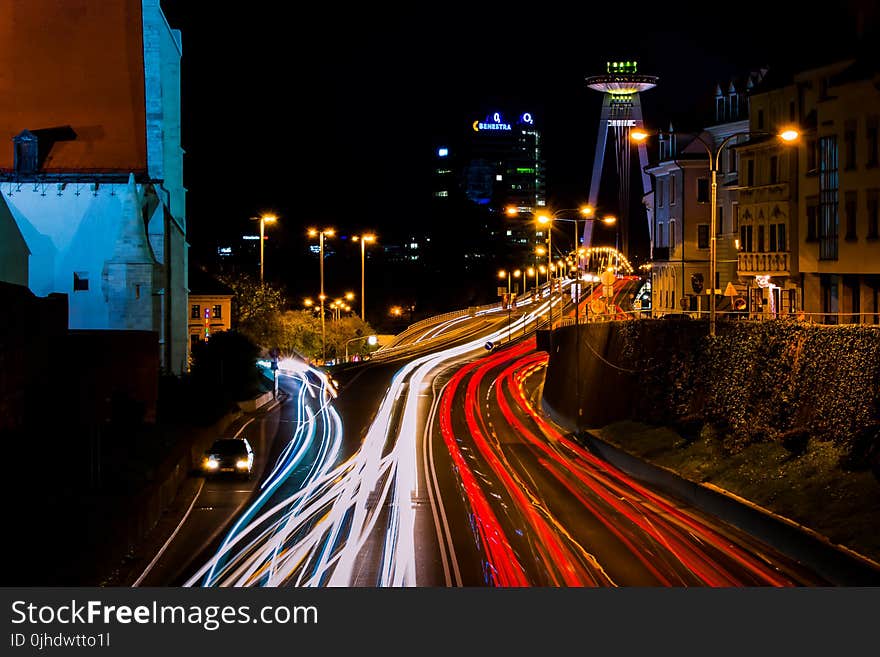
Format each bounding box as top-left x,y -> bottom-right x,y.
794,60 -> 880,323
187,267 -> 233,354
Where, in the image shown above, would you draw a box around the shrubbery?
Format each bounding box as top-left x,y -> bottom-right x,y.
616,320 -> 880,464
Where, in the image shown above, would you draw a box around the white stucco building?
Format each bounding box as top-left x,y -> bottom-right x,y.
0,0 -> 188,373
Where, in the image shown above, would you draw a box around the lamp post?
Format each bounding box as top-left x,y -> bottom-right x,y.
344,334 -> 378,363
352,233 -> 376,321
632,127 -> 799,336
308,227 -> 335,362
254,213 -> 277,284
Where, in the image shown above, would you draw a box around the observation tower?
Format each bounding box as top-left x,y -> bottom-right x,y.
584,60 -> 658,257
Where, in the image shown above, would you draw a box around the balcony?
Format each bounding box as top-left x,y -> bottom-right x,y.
737,183 -> 791,204
737,251 -> 790,276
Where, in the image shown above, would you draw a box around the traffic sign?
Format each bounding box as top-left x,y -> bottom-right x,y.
724,281 -> 738,297
484,341 -> 494,351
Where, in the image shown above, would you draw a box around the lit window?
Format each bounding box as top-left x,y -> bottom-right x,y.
438,147 -> 449,157
213,305 -> 222,319
496,174 -> 503,181
191,304 -> 200,319
506,230 -> 512,236
434,190 -> 448,197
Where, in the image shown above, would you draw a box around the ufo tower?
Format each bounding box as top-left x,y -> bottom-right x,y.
584,60 -> 658,258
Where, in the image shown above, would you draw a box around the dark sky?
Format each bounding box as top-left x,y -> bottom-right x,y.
160,1 -> 878,267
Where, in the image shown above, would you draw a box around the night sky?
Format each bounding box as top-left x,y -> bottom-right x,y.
160,1 -> 878,296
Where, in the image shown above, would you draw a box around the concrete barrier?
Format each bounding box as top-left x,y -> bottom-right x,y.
237,390 -> 273,412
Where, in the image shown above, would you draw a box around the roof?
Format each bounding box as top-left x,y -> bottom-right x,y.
0,0 -> 147,174
188,267 -> 234,297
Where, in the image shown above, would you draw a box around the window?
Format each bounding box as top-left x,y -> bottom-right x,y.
845,191 -> 857,240
867,116 -> 879,167
844,120 -> 857,170
213,305 -> 222,319
777,223 -> 786,251
434,190 -> 448,197
657,177 -> 664,207
758,224 -> 765,252
697,178 -> 709,203
732,203 -> 739,231
698,224 -> 709,249
769,223 -> 777,252
728,148 -> 737,174
818,135 -> 839,260
740,224 -> 753,252
716,206 -> 724,235
669,173 -> 676,205
669,221 -> 676,249
746,159 -> 754,186
73,272 -> 89,291
806,201 -> 818,242
807,139 -> 818,173
769,155 -> 778,184
868,190 -> 879,239
657,222 -> 666,248
191,304 -> 201,319
757,109 -> 765,130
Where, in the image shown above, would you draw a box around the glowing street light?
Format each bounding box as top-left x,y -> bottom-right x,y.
352,233 -> 377,321
308,227 -> 335,361
253,213 -> 277,284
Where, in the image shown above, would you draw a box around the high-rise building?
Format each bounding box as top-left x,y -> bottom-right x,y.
432,109 -> 546,255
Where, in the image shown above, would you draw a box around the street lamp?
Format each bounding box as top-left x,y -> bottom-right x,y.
632,126 -> 799,336
344,333 -> 378,362
308,227 -> 335,362
253,213 -> 277,284
352,233 -> 376,321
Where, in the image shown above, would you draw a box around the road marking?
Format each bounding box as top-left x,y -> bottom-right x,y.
132,478 -> 205,587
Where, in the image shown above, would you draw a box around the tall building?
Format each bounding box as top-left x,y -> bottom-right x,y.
0,0 -> 188,373
432,109 -> 546,256
585,60 -> 657,257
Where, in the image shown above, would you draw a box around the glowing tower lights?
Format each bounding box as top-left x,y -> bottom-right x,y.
584,60 -> 658,258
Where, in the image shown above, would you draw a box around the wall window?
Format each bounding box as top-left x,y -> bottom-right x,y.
867,116 -> 879,168
657,177 -> 664,207
777,223 -> 786,251
669,221 -> 676,249
844,120 -> 857,170
757,224 -> 765,252
732,203 -> 739,231
757,109 -> 765,130
669,173 -> 676,205
769,223 -> 777,252
73,272 -> 89,291
807,139 -> 818,173
740,224 -> 753,252
728,148 -> 737,174
806,198 -> 819,242
191,304 -> 201,319
716,206 -> 724,235
697,224 -> 709,249
657,222 -> 666,248
868,189 -> 879,239
789,100 -> 796,122
697,178 -> 709,203
845,191 -> 857,240
818,135 -> 839,260
213,305 -> 222,319
769,155 -> 779,184
746,159 -> 754,186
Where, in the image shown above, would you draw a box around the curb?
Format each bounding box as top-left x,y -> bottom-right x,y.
581,429 -> 880,585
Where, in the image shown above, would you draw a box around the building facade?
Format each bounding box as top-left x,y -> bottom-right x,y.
188,269 -> 233,354
0,0 -> 188,372
793,60 -> 880,323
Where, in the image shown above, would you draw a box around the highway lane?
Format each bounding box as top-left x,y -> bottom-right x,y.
425,336 -> 830,586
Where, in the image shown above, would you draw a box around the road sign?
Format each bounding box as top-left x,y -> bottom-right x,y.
600,270 -> 615,286
484,341 -> 494,351
724,281 -> 738,297
590,298 -> 605,315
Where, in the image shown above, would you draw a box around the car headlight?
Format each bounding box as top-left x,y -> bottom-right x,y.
204,457 -> 219,470
236,459 -> 250,469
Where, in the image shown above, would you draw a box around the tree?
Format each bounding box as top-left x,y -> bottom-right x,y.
216,272 -> 285,349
